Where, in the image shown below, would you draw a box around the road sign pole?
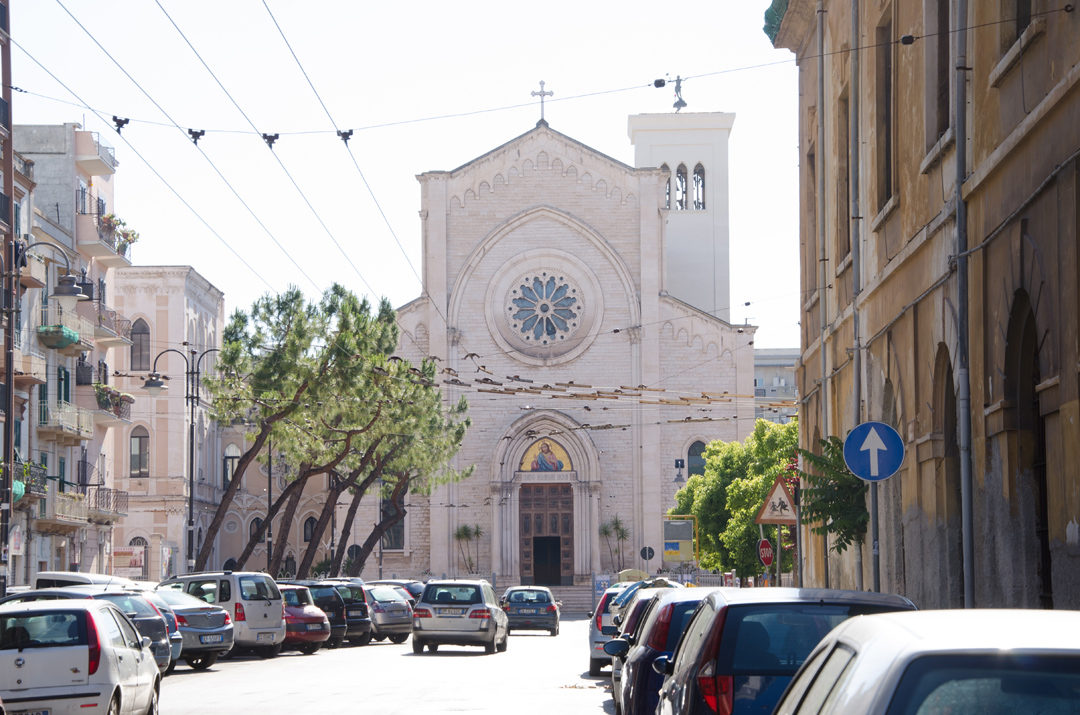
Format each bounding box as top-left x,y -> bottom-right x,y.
871,482 -> 880,592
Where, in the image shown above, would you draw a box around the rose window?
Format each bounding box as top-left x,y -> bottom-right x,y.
507,273 -> 580,344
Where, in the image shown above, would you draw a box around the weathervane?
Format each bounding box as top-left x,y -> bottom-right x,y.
531,80 -> 553,123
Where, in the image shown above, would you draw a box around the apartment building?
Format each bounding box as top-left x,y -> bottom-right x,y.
754,348 -> 799,425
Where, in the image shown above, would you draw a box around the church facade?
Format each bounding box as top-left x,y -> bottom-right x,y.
393,114 -> 755,585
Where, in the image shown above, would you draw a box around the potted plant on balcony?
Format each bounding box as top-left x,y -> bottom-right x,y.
116,228 -> 139,257
99,213 -> 123,237
92,383 -> 116,411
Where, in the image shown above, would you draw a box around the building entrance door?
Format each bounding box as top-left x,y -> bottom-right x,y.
519,483 -> 573,585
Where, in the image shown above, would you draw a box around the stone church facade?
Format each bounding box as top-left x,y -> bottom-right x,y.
393,115 -> 755,584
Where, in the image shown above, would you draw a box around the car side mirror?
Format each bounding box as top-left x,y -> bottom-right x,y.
652,655 -> 671,676
140,636 -> 152,650
603,639 -> 630,657
587,611 -> 593,618
601,625 -> 618,636
612,614 -> 623,627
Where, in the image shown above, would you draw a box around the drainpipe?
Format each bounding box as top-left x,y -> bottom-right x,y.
955,0 -> 975,608
817,0 -> 830,589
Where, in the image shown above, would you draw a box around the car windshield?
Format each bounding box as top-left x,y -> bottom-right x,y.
333,585 -> 365,603
507,590 -> 551,604
283,589 -> 313,607
718,603 -> 905,675
98,594 -> 157,618
886,654 -> 1080,715
154,590 -> 212,610
309,586 -> 338,601
239,576 -> 280,601
367,586 -> 404,603
1,611 -> 85,649
423,585 -> 482,605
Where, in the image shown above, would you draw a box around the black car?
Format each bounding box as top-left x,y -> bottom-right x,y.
279,580 -> 370,648
321,581 -> 373,646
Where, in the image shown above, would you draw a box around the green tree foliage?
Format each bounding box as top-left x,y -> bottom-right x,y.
798,435 -> 868,554
669,439 -> 751,570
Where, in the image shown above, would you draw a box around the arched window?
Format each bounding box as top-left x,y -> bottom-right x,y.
130,319 -> 150,371
675,164 -> 688,210
347,544 -> 362,562
249,517 -> 263,541
222,558 -> 237,572
303,516 -> 318,543
381,496 -> 404,551
130,426 -> 149,478
661,164 -> 671,209
282,555 -> 296,578
688,441 -> 707,477
129,536 -> 149,579
693,164 -> 706,209
222,444 -> 241,490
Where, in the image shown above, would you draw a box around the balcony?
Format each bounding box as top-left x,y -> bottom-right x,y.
15,460 -> 48,499
90,386 -> 132,427
37,304 -> 95,355
75,214 -> 132,268
34,492 -> 89,532
74,131 -> 117,176
19,251 -> 47,290
93,303 -> 133,347
15,154 -> 34,182
14,328 -> 47,389
38,399 -> 96,445
87,487 -> 129,524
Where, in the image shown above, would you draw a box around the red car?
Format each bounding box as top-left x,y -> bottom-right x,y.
280,585 -> 331,655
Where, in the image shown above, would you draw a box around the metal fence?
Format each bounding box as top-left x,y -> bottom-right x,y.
88,486 -> 129,516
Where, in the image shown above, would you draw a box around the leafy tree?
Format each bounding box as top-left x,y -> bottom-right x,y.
669,439 -> 751,569
454,524 -> 475,572
798,435 -> 868,554
599,521 -> 615,571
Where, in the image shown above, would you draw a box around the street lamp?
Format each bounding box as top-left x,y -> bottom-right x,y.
1,241 -> 89,598
141,346 -> 219,573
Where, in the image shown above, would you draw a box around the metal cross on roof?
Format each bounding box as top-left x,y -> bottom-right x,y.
531,80 -> 554,122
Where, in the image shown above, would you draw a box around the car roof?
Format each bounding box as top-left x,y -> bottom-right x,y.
0,599 -> 118,614
504,585 -> 552,592
167,571 -> 267,578
424,579 -> 489,586
654,587 -> 721,605
277,583 -> 309,590
706,587 -> 916,609
833,609 -> 1080,654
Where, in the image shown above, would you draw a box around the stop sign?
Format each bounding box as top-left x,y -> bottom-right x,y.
758,539 -> 774,568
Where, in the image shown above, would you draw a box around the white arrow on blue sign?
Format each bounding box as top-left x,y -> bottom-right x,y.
843,421 -> 905,482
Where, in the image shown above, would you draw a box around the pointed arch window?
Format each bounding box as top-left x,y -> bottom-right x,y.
131,319 -> 150,371
223,444 -> 240,490
688,441 -> 707,477
129,536 -> 150,579
661,164 -> 671,209
675,164 -> 688,210
249,517 -> 263,541
693,164 -> 706,210
303,516 -> 318,542
130,426 -> 149,478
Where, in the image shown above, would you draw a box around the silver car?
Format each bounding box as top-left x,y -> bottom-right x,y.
152,589 -> 234,670
363,585 -> 413,644
775,609 -> 1080,715
411,580 -> 508,654
589,585 -> 628,676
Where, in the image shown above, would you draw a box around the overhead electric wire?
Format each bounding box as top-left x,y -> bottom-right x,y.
9,38 -> 277,294
154,0 -> 382,302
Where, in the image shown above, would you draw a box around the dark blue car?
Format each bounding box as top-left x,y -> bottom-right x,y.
606,588 -> 716,715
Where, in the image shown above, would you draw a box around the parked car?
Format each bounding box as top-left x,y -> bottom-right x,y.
0,586 -> 173,674
611,578 -> 682,620
773,608 -> 1080,715
160,571 -> 285,657
609,587 -> 671,714
151,588 -> 234,670
363,584 -> 413,644
589,584 -> 629,675
278,584 -> 331,655
30,571 -> 138,590
654,588 -> 916,715
319,579 -> 373,645
411,579 -> 508,655
369,579 -> 425,604
500,586 -> 560,636
140,590 -> 184,674
277,580 -> 351,648
0,600 -> 161,715
605,588 -> 717,715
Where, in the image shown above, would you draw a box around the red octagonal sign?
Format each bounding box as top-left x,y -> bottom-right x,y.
758,539 -> 775,568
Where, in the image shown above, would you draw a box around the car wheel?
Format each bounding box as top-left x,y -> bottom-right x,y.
258,643 -> 282,659
485,636 -> 497,655
589,659 -> 604,676
373,635 -> 386,642
350,632 -> 373,646
107,693 -> 121,715
164,658 -> 176,675
550,626 -> 559,636
388,634 -> 409,644
412,638 -> 424,654
328,636 -> 344,649
496,631 -> 508,653
427,643 -> 439,652
614,698 -> 622,715
184,652 -> 219,671
144,682 -> 160,715
297,643 -> 321,655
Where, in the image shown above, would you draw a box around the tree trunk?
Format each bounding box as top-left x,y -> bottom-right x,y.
345,476 -> 408,577
234,470 -> 311,570
330,482 -> 367,576
271,484 -> 304,577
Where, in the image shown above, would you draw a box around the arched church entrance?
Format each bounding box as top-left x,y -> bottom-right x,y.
520,483 -> 573,585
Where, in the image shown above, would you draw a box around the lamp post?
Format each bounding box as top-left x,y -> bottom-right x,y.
1,240 -> 88,598
141,346 -> 219,573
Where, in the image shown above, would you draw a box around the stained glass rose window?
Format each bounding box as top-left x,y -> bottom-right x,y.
507,273 -> 580,344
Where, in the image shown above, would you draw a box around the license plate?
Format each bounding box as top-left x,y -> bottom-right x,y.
439,608 -> 465,616
519,609 -> 537,614
199,634 -> 223,644
306,623 -> 323,630
348,610 -> 364,617
257,632 -> 274,643
13,710 -> 49,715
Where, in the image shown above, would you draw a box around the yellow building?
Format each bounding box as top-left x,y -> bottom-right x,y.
768,1 -> 1080,608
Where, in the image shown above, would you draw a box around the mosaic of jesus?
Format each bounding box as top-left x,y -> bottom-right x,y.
520,438 -> 572,472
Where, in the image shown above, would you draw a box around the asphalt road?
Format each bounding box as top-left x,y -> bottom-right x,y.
161,615 -> 614,715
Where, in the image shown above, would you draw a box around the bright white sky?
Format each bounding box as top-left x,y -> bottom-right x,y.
13,0 -> 801,349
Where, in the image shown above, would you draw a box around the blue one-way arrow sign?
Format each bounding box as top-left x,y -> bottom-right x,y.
843,421 -> 905,482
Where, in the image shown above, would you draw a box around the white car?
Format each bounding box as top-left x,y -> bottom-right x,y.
774,609 -> 1080,715
159,571 -> 285,656
0,600 -> 160,715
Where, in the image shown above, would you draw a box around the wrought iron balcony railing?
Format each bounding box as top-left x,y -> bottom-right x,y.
87,486 -> 129,517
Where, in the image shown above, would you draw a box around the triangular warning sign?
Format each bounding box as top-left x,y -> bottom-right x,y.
755,476 -> 798,525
